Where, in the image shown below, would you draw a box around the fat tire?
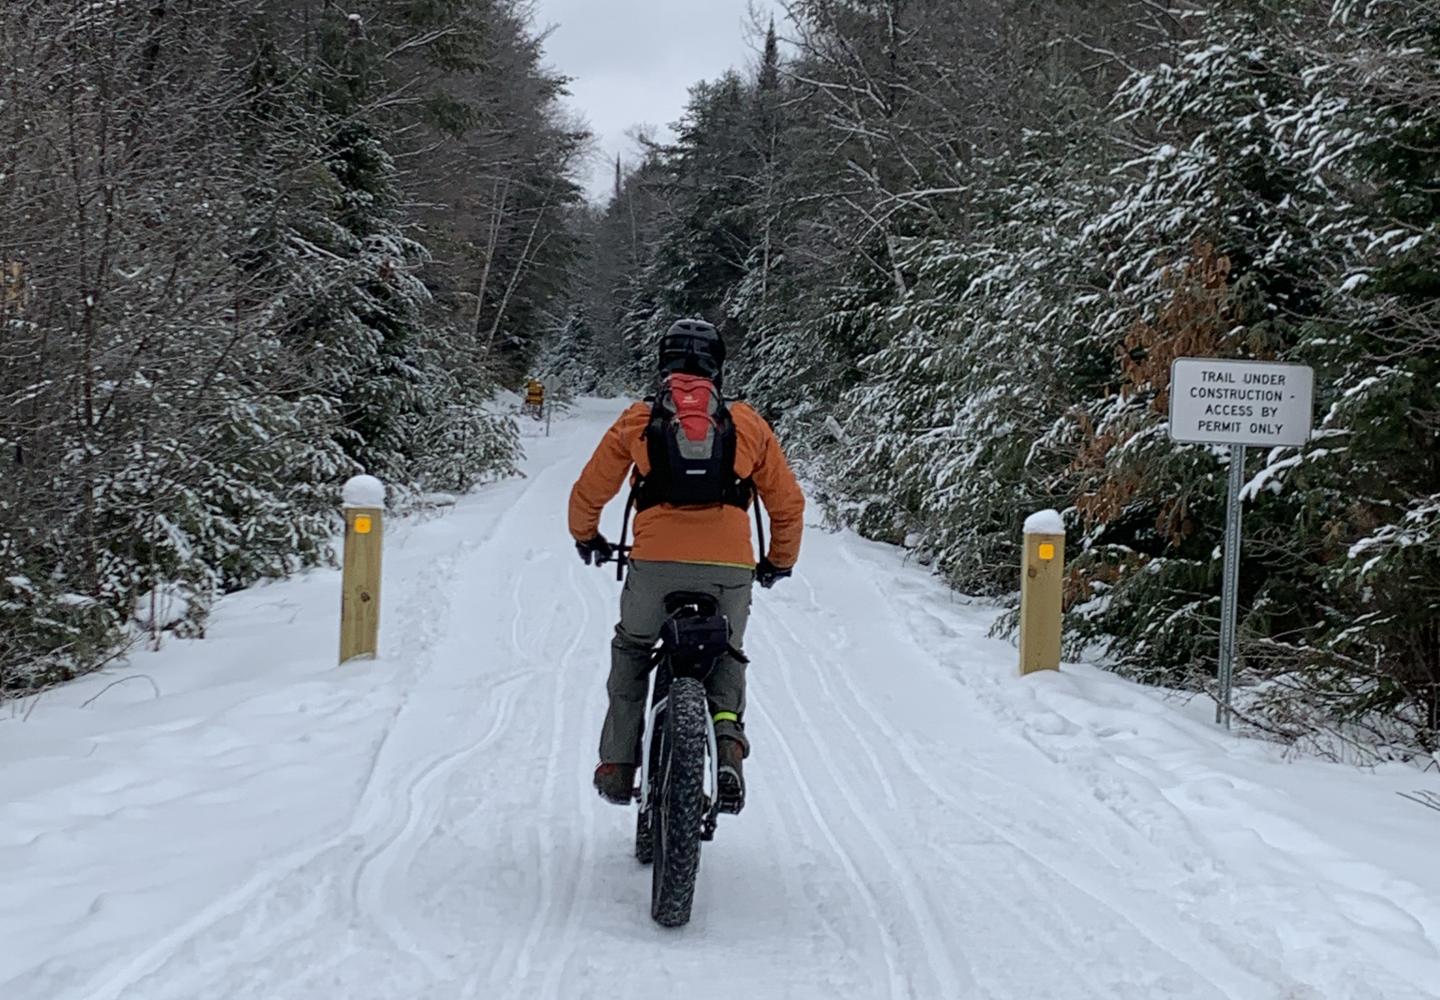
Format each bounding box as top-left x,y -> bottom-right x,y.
650,677 -> 708,927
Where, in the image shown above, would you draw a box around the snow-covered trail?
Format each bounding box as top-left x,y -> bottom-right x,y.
4,399 -> 1439,1000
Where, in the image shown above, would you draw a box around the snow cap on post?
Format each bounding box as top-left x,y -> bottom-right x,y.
342,474 -> 386,509
1024,509 -> 1064,535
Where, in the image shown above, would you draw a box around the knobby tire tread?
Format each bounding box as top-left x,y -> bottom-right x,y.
651,677 -> 707,927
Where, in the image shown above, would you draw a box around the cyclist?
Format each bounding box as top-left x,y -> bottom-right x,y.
568,319 -> 804,813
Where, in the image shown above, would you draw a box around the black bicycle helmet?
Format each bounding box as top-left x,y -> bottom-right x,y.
657,319 -> 725,384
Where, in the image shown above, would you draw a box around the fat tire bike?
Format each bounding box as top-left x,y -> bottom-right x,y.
596,543 -> 748,928
633,590 -> 747,927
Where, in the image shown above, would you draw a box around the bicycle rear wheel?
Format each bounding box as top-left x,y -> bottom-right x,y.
650,676 -> 708,927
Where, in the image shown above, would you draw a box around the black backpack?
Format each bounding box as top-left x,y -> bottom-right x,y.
632,373 -> 752,512
610,375 -> 770,580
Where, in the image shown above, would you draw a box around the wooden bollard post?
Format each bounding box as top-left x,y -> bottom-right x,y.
1019,509 -> 1065,675
340,475 -> 385,664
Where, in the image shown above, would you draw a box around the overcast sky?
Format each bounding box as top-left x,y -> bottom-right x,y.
530,0 -> 781,203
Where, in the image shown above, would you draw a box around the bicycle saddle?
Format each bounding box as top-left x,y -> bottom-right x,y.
663,591 -> 718,617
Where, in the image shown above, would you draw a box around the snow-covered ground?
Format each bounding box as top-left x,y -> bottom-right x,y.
3,398 -> 1438,1000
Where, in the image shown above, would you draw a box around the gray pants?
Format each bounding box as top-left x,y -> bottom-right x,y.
599,560 -> 754,764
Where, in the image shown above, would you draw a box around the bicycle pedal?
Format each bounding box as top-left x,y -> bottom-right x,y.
717,775 -> 745,815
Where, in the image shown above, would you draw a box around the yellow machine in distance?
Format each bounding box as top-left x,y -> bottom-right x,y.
523,378 -> 545,420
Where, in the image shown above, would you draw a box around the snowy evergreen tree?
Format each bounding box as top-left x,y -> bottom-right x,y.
579,0 -> 1439,752
536,311 -> 606,394
0,0 -> 573,692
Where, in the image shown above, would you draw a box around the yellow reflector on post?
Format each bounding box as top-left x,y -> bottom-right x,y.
354,514 -> 373,535
1038,542 -> 1055,561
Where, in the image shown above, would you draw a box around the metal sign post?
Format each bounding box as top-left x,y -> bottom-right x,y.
1169,358 -> 1314,728
542,376 -> 558,437
1216,445 -> 1246,727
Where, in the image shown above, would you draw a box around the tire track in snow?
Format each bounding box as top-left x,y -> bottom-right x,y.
509,560 -> 589,996
535,559 -> 606,1000
328,449 -> 588,994
824,548 -> 1270,1000
106,668 -> 539,1000
78,464 -> 559,1000
320,468 -> 572,988
770,567 -> 1233,1000
748,638 -> 909,1000
749,760 -> 852,953
751,617 -> 970,1000
78,571 -> 459,999
135,862 -> 347,1000
350,669 -> 535,980
766,588 -> 1140,1000
341,461 -> 582,993
824,574 -> 1219,998
506,577 -> 570,989
473,555 -> 596,999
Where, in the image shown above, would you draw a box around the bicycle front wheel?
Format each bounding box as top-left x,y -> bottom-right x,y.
650,676 -> 708,927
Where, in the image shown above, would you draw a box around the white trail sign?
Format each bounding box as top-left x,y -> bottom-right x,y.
1169,357 -> 1315,728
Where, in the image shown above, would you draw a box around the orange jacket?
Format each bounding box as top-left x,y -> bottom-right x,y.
568,401 -> 804,569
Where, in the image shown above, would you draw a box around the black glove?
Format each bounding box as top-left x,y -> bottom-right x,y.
576,534 -> 614,566
755,557 -> 792,589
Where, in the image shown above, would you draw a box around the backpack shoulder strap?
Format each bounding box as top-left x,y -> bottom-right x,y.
633,391 -> 668,511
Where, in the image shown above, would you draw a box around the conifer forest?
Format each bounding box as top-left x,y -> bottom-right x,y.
4,0 -> 1438,759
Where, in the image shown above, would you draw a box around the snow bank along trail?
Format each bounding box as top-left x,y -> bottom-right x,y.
3,398 -> 1437,1000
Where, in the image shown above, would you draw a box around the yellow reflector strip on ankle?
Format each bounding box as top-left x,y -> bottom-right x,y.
713,711 -> 739,724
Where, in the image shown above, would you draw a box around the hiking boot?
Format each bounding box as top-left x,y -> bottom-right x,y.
593,762 -> 636,805
717,737 -> 745,814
